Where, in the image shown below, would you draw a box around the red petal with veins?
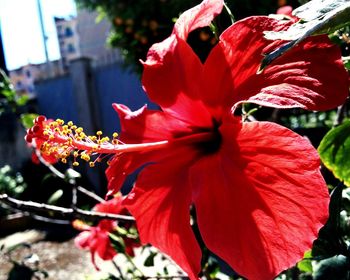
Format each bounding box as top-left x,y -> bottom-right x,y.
107,104 -> 193,195
190,121 -> 329,280
142,37 -> 212,127
123,147 -> 201,280
112,103 -> 192,142
216,16 -> 348,111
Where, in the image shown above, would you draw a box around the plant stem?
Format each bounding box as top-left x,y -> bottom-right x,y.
0,193 -> 134,222
112,259 -> 126,280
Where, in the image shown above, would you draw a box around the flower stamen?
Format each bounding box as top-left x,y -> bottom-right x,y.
26,115 -> 215,167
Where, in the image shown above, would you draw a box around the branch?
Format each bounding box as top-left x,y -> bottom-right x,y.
34,148 -> 105,203
77,186 -> 104,203
140,276 -> 189,279
0,194 -> 135,222
34,148 -> 64,180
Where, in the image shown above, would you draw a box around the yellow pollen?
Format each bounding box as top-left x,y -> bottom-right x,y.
80,152 -> 90,162
56,119 -> 64,125
76,127 -> 83,134
34,119 -> 124,168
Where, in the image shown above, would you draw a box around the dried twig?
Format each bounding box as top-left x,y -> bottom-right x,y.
34,148 -> 105,203
0,194 -> 135,222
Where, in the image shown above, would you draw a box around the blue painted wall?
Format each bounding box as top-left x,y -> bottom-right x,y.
93,64 -> 152,135
35,75 -> 78,123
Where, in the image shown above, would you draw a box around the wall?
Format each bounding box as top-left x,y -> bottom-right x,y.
33,59 -> 153,193
35,75 -> 78,123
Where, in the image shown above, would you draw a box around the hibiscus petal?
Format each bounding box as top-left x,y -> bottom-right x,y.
142,37 -> 212,127
106,104 -> 193,195
173,0 -> 223,40
216,16 -> 348,111
95,231 -> 116,261
141,0 -> 224,126
94,196 -> 125,215
113,103 -> 192,142
123,148 -> 201,280
75,231 -> 92,249
190,121 -> 329,280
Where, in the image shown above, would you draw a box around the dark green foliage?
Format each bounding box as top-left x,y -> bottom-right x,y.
0,69 -> 28,114
312,185 -> 348,259
313,255 -> 349,280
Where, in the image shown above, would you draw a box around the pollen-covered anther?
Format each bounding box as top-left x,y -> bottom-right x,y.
80,152 -> 91,162
25,117 -> 126,167
56,119 -> 64,125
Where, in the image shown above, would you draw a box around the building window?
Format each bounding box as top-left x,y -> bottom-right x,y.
67,44 -> 75,53
16,81 -> 22,89
65,27 -> 73,37
25,70 -> 31,78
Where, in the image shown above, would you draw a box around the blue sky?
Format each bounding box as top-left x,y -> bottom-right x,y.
0,0 -> 77,70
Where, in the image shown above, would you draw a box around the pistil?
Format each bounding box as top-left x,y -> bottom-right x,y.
26,115 -> 214,167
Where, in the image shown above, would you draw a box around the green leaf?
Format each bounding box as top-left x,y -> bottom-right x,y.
318,120 -> 350,187
109,233 -> 125,254
95,6 -> 107,23
343,56 -> 350,71
65,168 -> 81,184
47,189 -> 64,205
20,113 -> 38,129
260,0 -> 350,71
1,89 -> 16,102
143,251 -> 157,267
16,95 -> 29,106
297,250 -> 313,273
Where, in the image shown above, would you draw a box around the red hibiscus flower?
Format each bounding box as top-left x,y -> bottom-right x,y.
105,1 -> 348,280
26,116 -> 59,165
25,0 -> 348,279
74,219 -> 117,270
74,196 -> 139,270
